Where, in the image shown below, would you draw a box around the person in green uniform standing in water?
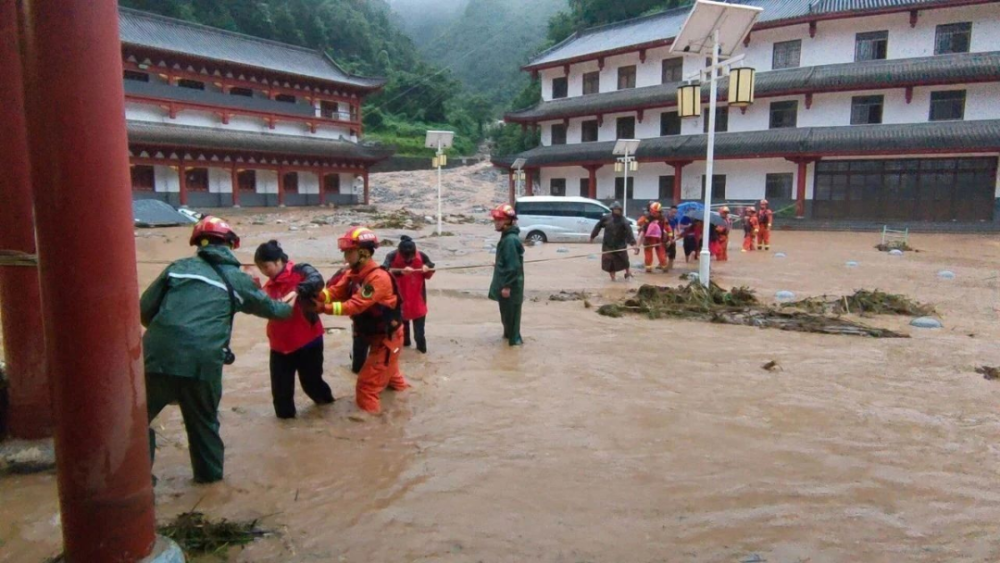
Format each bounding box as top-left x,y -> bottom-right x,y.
140,216 -> 295,483
488,203 -> 525,346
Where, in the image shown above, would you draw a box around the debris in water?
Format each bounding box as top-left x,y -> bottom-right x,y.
783,289 -> 935,317
888,249 -> 904,256
774,252 -> 787,258
910,316 -> 943,329
937,270 -> 956,280
775,290 -> 795,301
584,299 -> 592,309
679,272 -> 699,281
976,366 -> 1000,381
595,282 -> 906,337
430,231 -> 456,237
588,254 -> 598,260
549,291 -> 588,302
846,261 -> 859,268
556,248 -> 570,254
368,208 -> 426,230
0,440 -> 56,475
876,241 -> 917,252
761,360 -> 781,372
158,511 -> 271,556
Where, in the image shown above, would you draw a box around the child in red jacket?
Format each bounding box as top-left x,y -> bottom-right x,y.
382,235 -> 435,353
255,241 -> 334,418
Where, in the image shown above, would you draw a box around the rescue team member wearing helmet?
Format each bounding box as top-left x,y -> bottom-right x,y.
742,207 -> 760,252
713,207 -> 732,262
635,202 -> 671,273
757,199 -> 774,251
140,217 -> 295,483
317,227 -> 409,413
489,204 -> 525,346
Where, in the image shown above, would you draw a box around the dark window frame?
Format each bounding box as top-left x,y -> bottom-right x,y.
935,22 -> 972,55
230,87 -> 254,98
552,76 -> 569,99
177,78 -> 205,90
702,107 -> 729,133
550,178 -> 567,196
617,65 -> 637,90
700,174 -> 727,201
185,168 -> 209,192
581,119 -> 600,143
660,111 -> 681,136
765,173 -> 794,199
769,100 -> 798,129
661,58 -> 683,83
550,123 -> 568,145
614,177 -> 635,201
130,165 -> 155,191
582,71 -> 600,95
855,30 -> 888,62
579,178 -> 591,197
850,95 -> 884,125
616,116 -> 636,139
658,175 -> 675,200
282,171 -> 300,194
238,170 -> 257,192
929,89 -> 966,121
772,40 -> 802,69
124,70 -> 150,82
275,93 -> 297,104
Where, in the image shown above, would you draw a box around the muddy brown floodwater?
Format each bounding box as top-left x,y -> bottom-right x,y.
2,218 -> 1000,563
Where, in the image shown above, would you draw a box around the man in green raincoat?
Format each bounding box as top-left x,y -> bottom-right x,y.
140,216 -> 294,483
488,203 -> 525,346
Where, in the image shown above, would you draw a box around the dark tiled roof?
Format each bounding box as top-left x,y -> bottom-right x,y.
127,121 -> 393,162
119,8 -> 384,90
497,119 -> 1000,167
508,51 -> 1000,122
529,0 -> 990,68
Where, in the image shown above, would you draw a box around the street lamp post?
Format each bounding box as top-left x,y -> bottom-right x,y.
425,130 -> 455,236
512,157 -> 527,198
671,0 -> 761,286
613,139 -> 641,218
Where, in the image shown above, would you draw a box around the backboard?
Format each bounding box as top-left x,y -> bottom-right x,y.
424,130 -> 455,149
613,139 -> 641,156
669,0 -> 762,58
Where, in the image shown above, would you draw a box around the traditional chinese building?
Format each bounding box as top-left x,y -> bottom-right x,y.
497,0 -> 1000,222
121,7 -> 392,207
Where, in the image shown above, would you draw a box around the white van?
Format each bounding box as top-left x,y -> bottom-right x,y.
514,196 -> 638,244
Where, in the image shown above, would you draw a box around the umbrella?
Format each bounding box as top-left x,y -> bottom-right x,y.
676,202 -> 703,216
682,206 -> 728,227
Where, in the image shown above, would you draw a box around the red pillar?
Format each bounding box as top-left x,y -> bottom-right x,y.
796,160 -> 808,218
318,170 -> 327,206
0,0 -> 52,439
670,161 -> 691,205
277,168 -> 286,206
231,165 -> 240,207
18,0 -> 156,560
178,161 -> 188,206
508,170 -> 515,205
525,168 -> 534,196
586,165 -> 599,199
363,169 -> 370,205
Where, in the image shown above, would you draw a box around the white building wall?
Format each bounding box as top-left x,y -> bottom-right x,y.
207,167 -> 232,193
256,169 -> 279,194
153,165 -> 179,193
298,172 -> 320,195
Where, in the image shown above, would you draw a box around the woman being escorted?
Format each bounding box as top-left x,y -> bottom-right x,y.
383,235 -> 435,353
590,201 -> 637,281
255,240 -> 334,419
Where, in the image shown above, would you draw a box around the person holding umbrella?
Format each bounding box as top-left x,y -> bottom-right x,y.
590,201 -> 637,281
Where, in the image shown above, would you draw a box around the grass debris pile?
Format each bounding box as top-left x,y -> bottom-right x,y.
783,289 -> 935,317
159,511 -> 271,556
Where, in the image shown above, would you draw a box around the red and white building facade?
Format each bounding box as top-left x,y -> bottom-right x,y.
121,8 -> 392,207
498,0 -> 1000,222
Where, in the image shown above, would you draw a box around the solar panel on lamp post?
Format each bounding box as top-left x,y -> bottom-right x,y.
671,0 -> 762,287
425,130 -> 455,236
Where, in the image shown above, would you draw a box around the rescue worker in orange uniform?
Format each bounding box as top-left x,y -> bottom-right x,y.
317,227 -> 409,413
757,199 -> 774,251
714,206 -> 732,262
742,207 -> 759,252
635,202 -> 672,273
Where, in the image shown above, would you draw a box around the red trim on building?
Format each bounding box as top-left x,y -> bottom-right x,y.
126,95 -> 361,131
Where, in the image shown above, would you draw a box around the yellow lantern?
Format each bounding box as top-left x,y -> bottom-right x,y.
630,160 -> 638,172
432,157 -> 439,168
439,154 -> 447,167
677,82 -> 702,118
728,67 -> 756,107
614,161 -> 623,173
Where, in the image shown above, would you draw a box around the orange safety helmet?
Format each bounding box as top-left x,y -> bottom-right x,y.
649,202 -> 663,214
759,199 -> 770,206
338,226 -> 380,252
720,206 -> 730,214
490,203 -> 517,221
747,207 -> 757,214
190,215 -> 240,249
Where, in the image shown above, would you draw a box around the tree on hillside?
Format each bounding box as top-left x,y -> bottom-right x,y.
547,0 -> 691,43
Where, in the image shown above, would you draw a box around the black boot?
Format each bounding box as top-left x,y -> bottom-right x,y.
416,337 -> 427,354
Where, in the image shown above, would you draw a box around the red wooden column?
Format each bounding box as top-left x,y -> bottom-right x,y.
178,160 -> 188,206
788,158 -> 816,218
669,160 -> 692,205
17,0 -> 156,560
363,169 -> 370,205
231,165 -> 240,207
0,0 -> 51,439
508,170 -> 516,205
583,165 -> 602,199
524,168 -> 534,196
318,170 -> 327,206
277,168 -> 286,206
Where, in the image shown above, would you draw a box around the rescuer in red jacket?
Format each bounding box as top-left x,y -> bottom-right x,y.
382,235 -> 435,353
318,227 -> 409,413
254,240 -> 334,419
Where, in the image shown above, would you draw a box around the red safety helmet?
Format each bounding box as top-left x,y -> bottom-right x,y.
490,203 -> 517,221
649,202 -> 663,214
338,227 -> 380,252
189,216 -> 240,249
